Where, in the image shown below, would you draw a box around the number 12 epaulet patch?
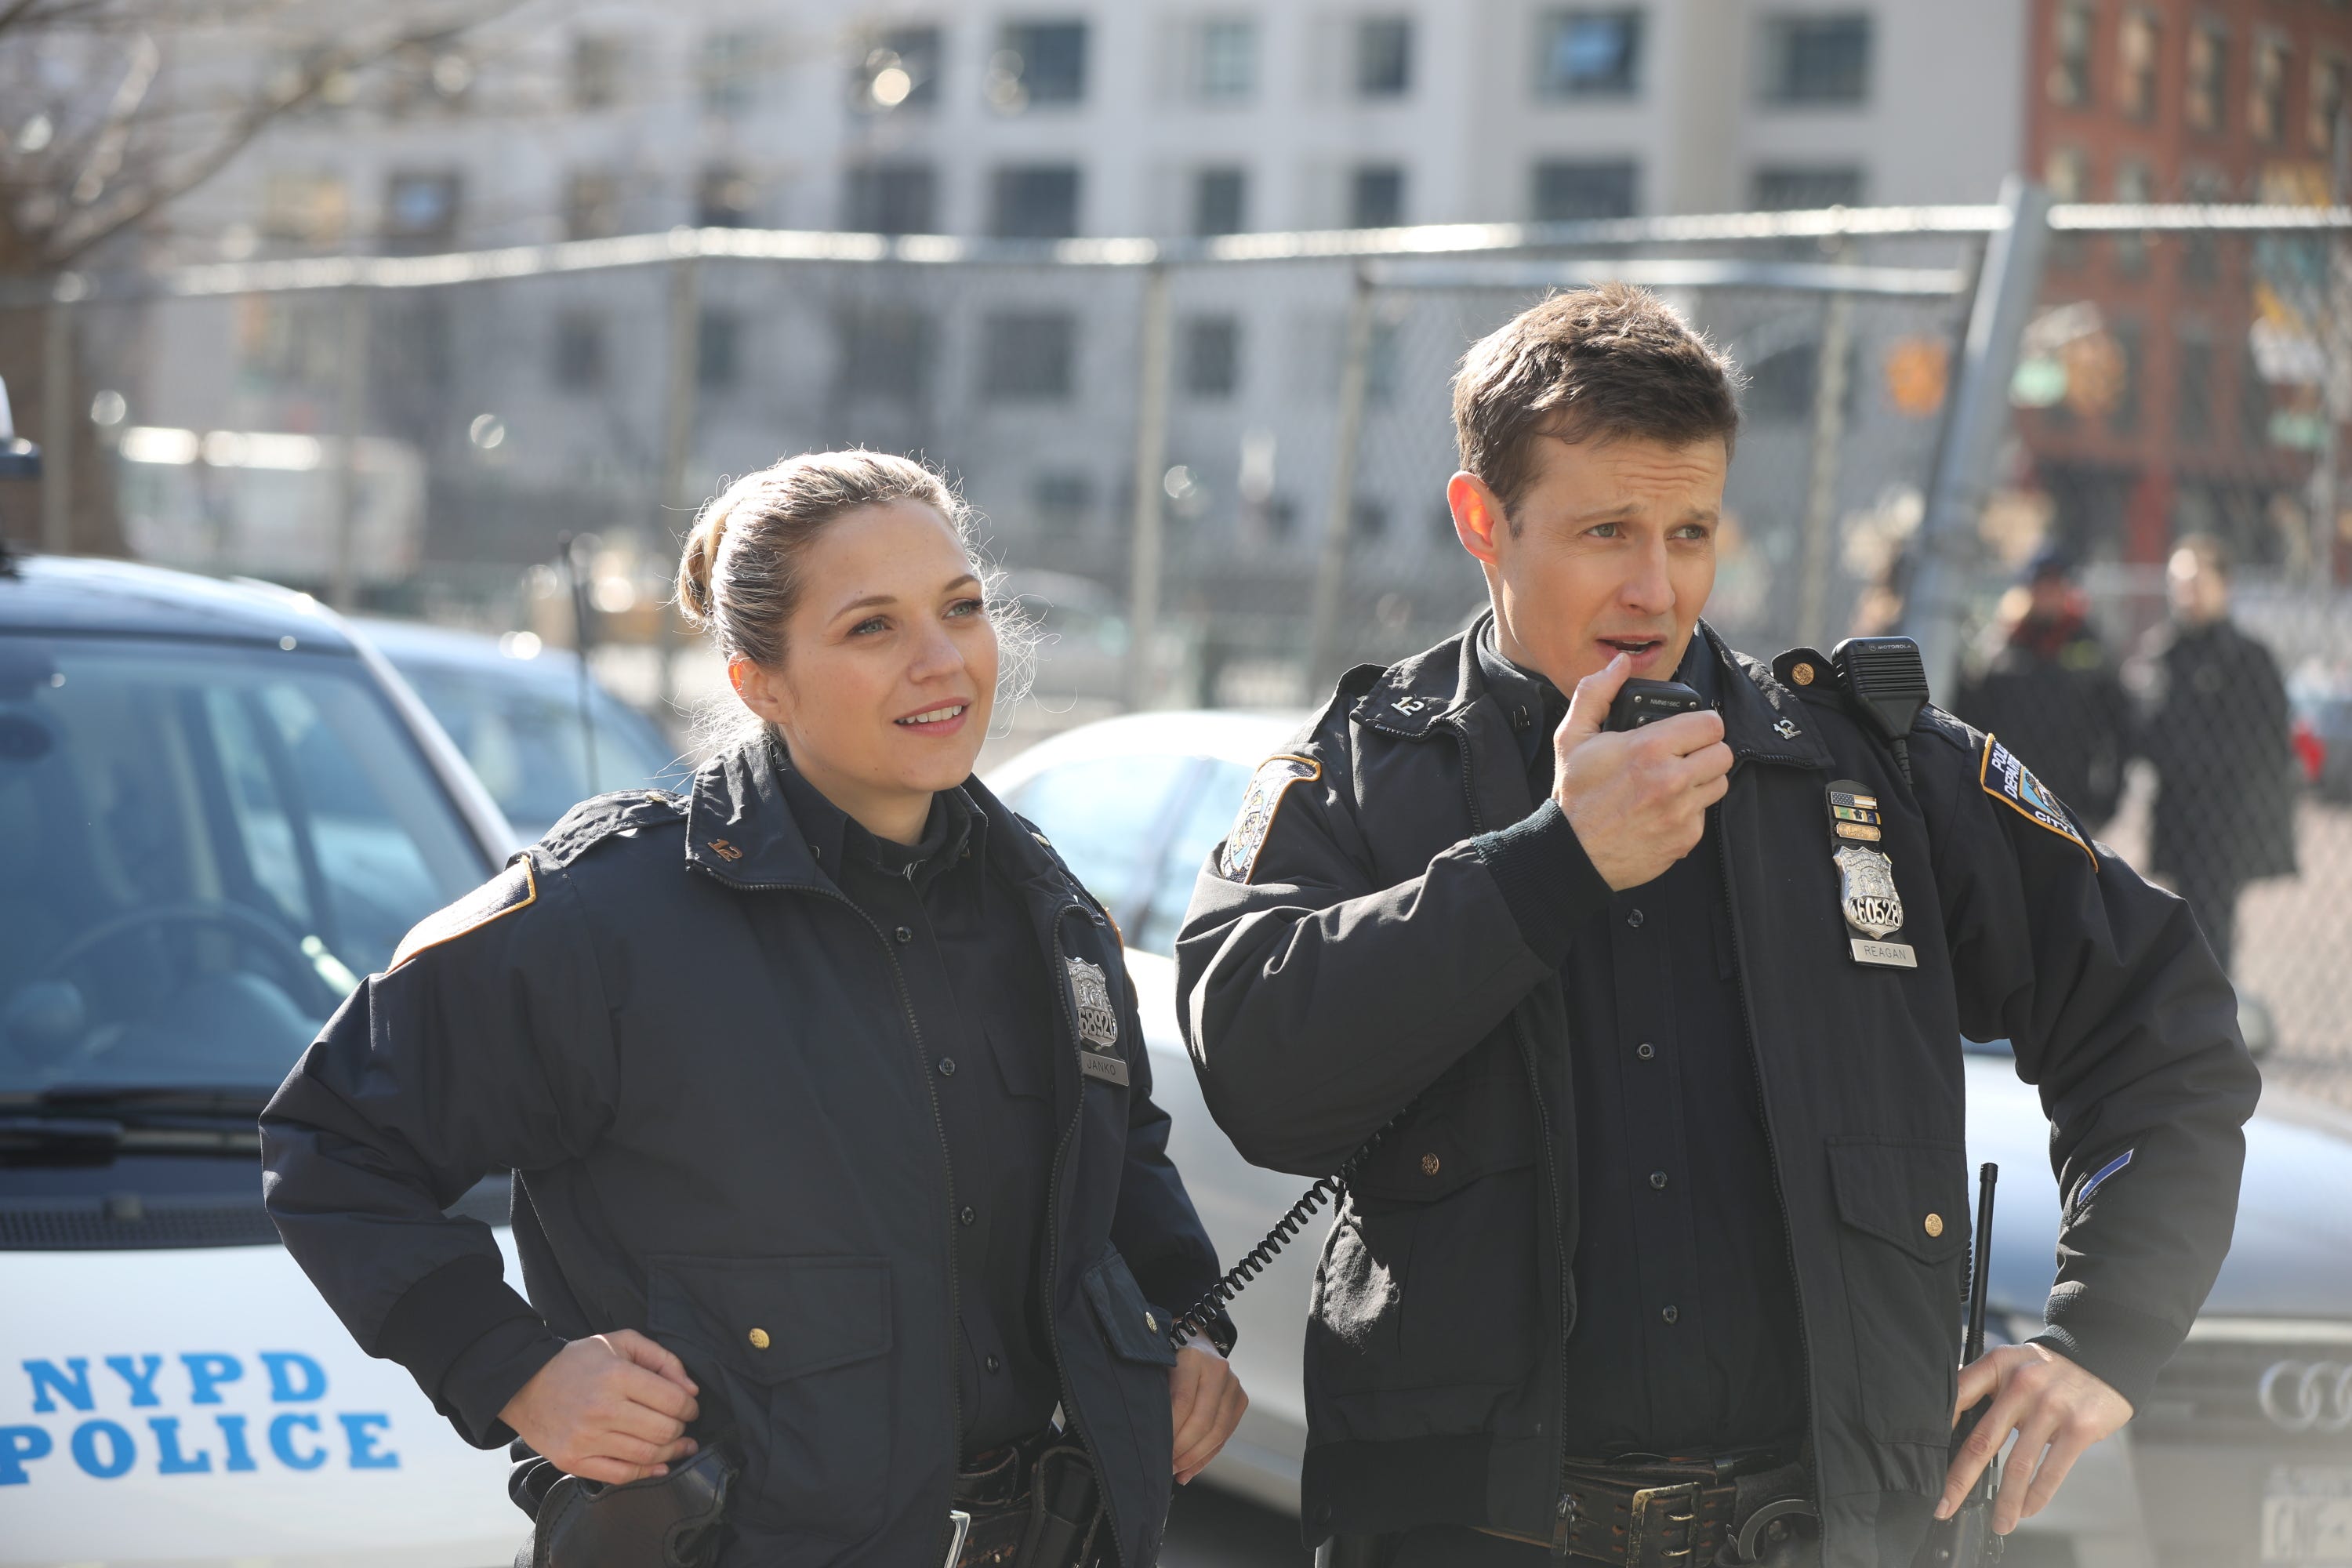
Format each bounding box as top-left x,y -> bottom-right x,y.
1980,736 -> 2098,869
1218,755 -> 1321,883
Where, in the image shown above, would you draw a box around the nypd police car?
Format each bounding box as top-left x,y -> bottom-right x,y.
989,709 -> 2352,1568
0,553 -> 524,1566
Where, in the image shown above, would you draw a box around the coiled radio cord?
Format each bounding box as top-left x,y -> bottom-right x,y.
1166,1119 -> 1396,1351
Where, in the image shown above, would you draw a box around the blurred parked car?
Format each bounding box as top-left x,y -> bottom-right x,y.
353,617 -> 688,843
1000,569 -> 1130,703
2288,662 -> 2352,804
991,709 -> 2352,1568
0,554 -> 524,1566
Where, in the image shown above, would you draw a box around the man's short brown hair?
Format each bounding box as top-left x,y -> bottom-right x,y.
1453,283 -> 1742,527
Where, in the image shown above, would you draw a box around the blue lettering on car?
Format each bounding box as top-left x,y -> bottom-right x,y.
4,1350 -> 401,1484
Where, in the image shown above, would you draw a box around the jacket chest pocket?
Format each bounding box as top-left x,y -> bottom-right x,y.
646,1254 -> 893,1540
1824,1138 -> 1968,1449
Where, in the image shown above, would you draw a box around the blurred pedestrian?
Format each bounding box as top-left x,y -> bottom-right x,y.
1955,547 -> 2129,830
263,451 -> 1243,1568
2131,534 -> 2299,973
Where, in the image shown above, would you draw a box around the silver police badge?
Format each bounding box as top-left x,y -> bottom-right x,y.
1067,957 -> 1119,1051
1832,843 -> 1917,968
1065,957 -> 1130,1086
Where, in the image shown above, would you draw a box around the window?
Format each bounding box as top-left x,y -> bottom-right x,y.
1182,314 -> 1241,397
980,310 -> 1076,399
698,307 -> 741,391
382,169 -> 460,245
0,635 -> 486,1094
2112,160 -> 2153,273
2185,21 -> 2227,133
2251,34 -> 2288,144
2106,318 -> 2142,434
699,30 -> 762,117
2176,328 -> 2214,442
260,172 -> 347,243
1538,10 -> 1643,98
2045,147 -> 2089,267
697,164 -> 756,227
1759,13 -> 1871,105
834,304 -> 935,402
553,310 -> 606,390
844,162 -> 938,234
855,25 -> 940,111
1351,164 -> 1406,227
1196,18 -> 1256,102
1751,165 -> 1863,209
2313,55 -> 2349,154
998,753 -> 1202,938
1033,472 -> 1094,534
2116,9 -> 2158,119
564,169 -> 621,240
990,165 -> 1081,238
991,20 -> 1087,108
1356,16 -> 1414,98
2048,1 -> 2092,107
1533,159 -> 1638,221
572,33 -> 623,110
2181,168 -> 2229,285
1193,167 -> 1248,236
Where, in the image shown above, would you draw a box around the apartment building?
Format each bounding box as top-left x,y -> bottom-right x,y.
2021,0 -> 2352,568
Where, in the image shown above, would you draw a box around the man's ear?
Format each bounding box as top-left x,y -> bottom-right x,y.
1448,472 -> 1507,566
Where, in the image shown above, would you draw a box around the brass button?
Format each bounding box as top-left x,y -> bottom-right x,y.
1421,1152 -> 1442,1177
1143,1312 -> 1158,1334
1792,662 -> 1817,686
746,1327 -> 771,1350
1923,1213 -> 1945,1238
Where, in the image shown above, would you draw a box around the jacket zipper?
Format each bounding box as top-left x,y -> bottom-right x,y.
1038,899 -> 1122,1562
700,867 -> 965,1564
1444,718 -> 1577,1557
1712,801 -> 1828,1559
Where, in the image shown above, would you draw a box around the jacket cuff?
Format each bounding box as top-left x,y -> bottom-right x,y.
441,1316 -> 566,1449
1470,799 -> 1613,965
2027,1290 -> 2181,1414
374,1254 -> 549,1429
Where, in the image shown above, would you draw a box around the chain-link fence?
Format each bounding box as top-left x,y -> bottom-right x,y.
6,200 -> 2352,1100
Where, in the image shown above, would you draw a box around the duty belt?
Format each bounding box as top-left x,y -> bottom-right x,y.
1479,1448 -> 1817,1568
952,1428 -> 1060,1567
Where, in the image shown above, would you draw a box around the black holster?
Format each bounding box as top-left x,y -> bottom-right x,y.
1013,1444 -> 1107,1568
515,1446 -> 736,1568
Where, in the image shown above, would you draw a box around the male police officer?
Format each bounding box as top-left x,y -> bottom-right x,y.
1176,286 -> 2258,1568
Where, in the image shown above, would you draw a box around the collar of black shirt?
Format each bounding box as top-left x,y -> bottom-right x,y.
769,739 -> 983,894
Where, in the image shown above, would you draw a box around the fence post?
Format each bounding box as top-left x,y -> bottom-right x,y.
1906,176 -> 2052,699
2313,108 -> 2352,590
328,282 -> 371,612
41,276 -> 82,554
1797,243 -> 1854,650
661,243 -> 702,518
1305,268 -> 1374,694
1124,261 -> 1172,710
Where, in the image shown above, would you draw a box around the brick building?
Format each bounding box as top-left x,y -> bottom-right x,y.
2022,0 -> 2352,571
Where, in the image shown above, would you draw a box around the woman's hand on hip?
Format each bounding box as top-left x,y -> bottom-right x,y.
1169,1342 -> 1247,1485
500,1330 -> 702,1485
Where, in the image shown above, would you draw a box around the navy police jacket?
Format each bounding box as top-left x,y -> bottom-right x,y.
262,735 -> 1222,1567
1175,620 -> 2259,1566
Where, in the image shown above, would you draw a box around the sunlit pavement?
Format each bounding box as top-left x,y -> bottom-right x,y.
1161,1483 -> 1313,1566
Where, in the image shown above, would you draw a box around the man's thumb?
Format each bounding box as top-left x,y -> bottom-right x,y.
1559,653 -> 1632,746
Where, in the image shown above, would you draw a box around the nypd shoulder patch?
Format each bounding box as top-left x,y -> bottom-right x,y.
390,858 -> 538,971
1218,755 -> 1322,884
1980,736 -> 2097,868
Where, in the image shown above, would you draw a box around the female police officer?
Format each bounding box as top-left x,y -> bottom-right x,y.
261,450 -> 1244,1567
